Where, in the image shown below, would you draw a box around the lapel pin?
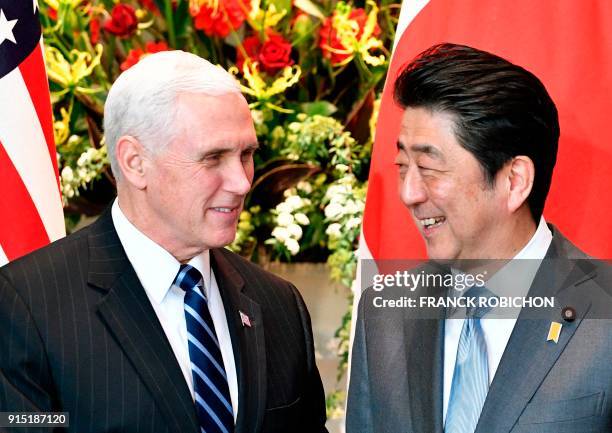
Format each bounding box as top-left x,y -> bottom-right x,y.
546,321 -> 562,344
239,310 -> 252,328
562,306 -> 576,322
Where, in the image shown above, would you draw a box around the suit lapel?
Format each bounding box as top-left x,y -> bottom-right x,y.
475,233 -> 596,433
211,249 -> 266,433
87,210 -> 199,433
407,317 -> 445,433
407,264 -> 446,433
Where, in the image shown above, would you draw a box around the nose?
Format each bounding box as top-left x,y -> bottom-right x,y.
224,158 -> 252,196
399,165 -> 428,207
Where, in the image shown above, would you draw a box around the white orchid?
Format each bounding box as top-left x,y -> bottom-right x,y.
325,223 -> 342,238
287,223 -> 303,240
285,238 -> 300,255
271,226 -> 291,243
285,194 -> 304,211
324,202 -> 344,220
294,212 -> 310,225
277,212 -> 295,227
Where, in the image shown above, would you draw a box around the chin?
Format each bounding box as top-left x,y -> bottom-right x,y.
426,245 -> 459,261
207,232 -> 238,249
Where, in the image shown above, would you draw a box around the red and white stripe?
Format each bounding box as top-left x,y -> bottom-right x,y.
352,0 -> 429,300
0,40 -> 65,265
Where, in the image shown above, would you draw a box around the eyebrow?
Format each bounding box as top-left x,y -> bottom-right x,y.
201,142 -> 259,157
396,141 -> 445,162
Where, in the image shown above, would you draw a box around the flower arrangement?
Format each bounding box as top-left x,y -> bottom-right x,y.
40,0 -> 400,415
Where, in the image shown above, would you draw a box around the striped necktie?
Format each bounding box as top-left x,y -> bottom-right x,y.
174,264 -> 234,433
445,286 -> 495,433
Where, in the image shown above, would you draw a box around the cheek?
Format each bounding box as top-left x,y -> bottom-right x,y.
147,170 -> 176,205
245,162 -> 255,182
192,169 -> 222,193
424,176 -> 453,207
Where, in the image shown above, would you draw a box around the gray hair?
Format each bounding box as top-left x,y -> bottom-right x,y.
103,50 -> 242,180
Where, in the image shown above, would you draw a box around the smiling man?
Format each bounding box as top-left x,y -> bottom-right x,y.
346,43 -> 611,433
0,51 -> 327,433
394,107 -> 537,261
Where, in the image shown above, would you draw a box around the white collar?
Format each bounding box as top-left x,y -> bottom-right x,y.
111,199 -> 211,304
513,216 -> 552,260
483,216 -> 552,299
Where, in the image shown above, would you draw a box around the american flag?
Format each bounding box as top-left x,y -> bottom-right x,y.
239,310 -> 252,328
0,0 -> 65,266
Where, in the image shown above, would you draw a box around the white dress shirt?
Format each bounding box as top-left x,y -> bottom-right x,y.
111,200 -> 239,420
442,217 -> 552,423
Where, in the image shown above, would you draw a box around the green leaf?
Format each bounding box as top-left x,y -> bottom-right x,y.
153,0 -> 166,13
174,0 -> 191,38
300,101 -> 337,117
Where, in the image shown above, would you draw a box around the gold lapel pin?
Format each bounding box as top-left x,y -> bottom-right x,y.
546,321 -> 562,344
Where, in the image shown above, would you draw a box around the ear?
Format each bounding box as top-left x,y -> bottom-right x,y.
506,156 -> 534,213
115,135 -> 148,190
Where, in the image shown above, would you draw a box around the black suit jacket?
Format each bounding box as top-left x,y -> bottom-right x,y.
0,209 -> 328,433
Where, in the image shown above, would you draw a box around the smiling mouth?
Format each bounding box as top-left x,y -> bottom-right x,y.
419,216 -> 446,230
211,207 -> 238,213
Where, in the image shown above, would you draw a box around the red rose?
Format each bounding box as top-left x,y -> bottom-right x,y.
192,0 -> 247,38
236,33 -> 293,74
319,8 -> 380,65
103,4 -> 138,38
258,34 -> 293,73
236,35 -> 261,70
120,41 -> 169,71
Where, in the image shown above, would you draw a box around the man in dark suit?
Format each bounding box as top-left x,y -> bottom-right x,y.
0,50 -> 327,433
346,43 -> 611,432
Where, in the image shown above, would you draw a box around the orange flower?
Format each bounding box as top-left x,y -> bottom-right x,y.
319,8 -> 381,66
191,0 -> 248,38
120,41 -> 169,71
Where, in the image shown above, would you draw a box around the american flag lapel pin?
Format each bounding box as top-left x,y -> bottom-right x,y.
239,310 -> 252,328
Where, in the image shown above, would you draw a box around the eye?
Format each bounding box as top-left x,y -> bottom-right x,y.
418,164 -> 439,172
241,149 -> 256,161
396,162 -> 408,178
201,153 -> 222,165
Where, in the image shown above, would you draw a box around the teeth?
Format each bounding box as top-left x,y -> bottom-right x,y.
213,207 -> 233,213
420,217 -> 444,228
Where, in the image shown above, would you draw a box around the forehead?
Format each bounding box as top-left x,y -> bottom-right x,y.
175,92 -> 250,122
173,92 -> 256,148
398,107 -> 460,157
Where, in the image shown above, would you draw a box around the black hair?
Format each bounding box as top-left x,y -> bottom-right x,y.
394,43 -> 559,222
